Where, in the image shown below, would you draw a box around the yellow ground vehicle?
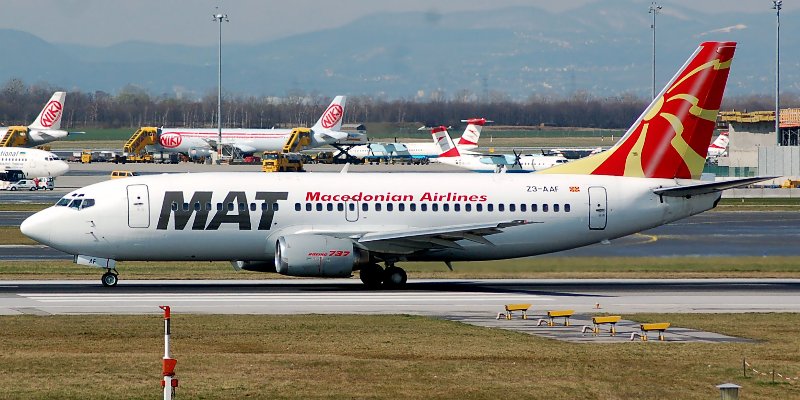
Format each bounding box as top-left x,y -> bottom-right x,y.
781,179 -> 800,188
80,150 -> 93,164
110,171 -> 139,179
261,152 -> 304,172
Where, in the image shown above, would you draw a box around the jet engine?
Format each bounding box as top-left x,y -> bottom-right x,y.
274,234 -> 368,277
188,147 -> 212,159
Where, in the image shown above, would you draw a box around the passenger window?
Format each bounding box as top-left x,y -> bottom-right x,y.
217,203 -> 223,211
226,203 -> 233,211
250,203 -> 257,212
499,204 -> 505,212
476,204 -> 483,212
238,203 -> 246,212
421,204 -> 428,212
387,203 -> 393,212
432,204 -> 438,212
348,203 -> 355,211
487,204 -> 494,212
410,204 -> 417,212
338,203 -> 344,211
326,203 -> 333,211
274,203 -> 280,212
443,204 -> 449,212
564,204 -> 571,212
543,204 -> 549,212
375,203 -> 382,211
520,204 -> 526,212
454,204 -> 460,212
465,204 -> 471,212
261,203 -> 268,211
316,203 -> 323,211
295,203 -> 301,211
171,202 -> 178,211
554,204 -> 560,212
509,204 -> 516,212
399,203 -> 405,211
362,203 -> 368,212
305,203 -> 312,211
206,202 -> 212,211
195,202 -> 202,211
531,204 -> 538,212
182,203 -> 189,211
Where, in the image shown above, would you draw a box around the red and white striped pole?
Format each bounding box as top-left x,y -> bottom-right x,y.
159,306 -> 178,400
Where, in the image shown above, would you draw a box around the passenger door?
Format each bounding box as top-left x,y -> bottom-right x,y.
127,184 -> 150,228
588,186 -> 607,230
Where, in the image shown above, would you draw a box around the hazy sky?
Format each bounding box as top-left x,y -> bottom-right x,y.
2,0 -> 794,46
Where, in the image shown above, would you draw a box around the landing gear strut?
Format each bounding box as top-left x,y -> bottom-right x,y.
101,270 -> 118,287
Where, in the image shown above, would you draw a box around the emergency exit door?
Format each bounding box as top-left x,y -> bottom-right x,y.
127,184 -> 150,228
588,186 -> 607,230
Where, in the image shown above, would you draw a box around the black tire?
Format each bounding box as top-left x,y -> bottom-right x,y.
383,266 -> 407,288
101,272 -> 118,287
29,187 -> 36,191
359,263 -> 384,289
10,187 -> 16,191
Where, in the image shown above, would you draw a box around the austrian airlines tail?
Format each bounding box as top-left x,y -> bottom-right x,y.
432,126 -> 461,157
29,92 -> 66,130
707,131 -> 729,158
540,41 -> 735,180
456,118 -> 488,149
311,96 -> 347,140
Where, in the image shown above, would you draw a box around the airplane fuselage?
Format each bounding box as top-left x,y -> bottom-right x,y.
23,172 -> 719,263
152,128 -> 337,155
0,147 -> 69,178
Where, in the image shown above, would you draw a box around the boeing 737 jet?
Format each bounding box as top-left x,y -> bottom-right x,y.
347,118 -> 488,160
22,42 -> 768,289
0,92 -> 83,147
0,147 -> 69,178
152,96 -> 357,157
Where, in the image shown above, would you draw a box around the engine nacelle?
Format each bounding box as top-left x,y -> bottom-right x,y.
188,147 -> 212,159
274,234 -> 366,277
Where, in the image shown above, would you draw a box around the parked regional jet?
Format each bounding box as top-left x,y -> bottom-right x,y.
430,126 -> 567,173
0,147 -> 69,178
0,92 -> 83,147
152,96 -> 356,157
707,131 -> 729,158
347,118 -> 488,160
22,42 -> 769,289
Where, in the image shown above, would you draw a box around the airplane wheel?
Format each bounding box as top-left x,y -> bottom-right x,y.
359,263 -> 384,289
101,272 -> 118,287
383,266 -> 407,288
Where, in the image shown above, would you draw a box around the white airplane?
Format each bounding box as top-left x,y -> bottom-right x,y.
21,41 -> 768,289
707,131 -> 729,158
346,118 -> 488,160
430,126 -> 567,173
0,147 -> 69,179
152,96 -> 357,157
0,92 -> 83,147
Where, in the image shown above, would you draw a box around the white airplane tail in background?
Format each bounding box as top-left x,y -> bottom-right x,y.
707,131 -> 729,158
312,96 -> 347,140
432,126 -> 461,157
29,92 -> 66,130
456,118 -> 489,149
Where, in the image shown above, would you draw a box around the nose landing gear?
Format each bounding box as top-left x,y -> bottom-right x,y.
101,270 -> 119,287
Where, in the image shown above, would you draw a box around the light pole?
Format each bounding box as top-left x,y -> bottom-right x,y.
773,0 -> 782,144
213,9 -> 228,164
649,1 -> 662,100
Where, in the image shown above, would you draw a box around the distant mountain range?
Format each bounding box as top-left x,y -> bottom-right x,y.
0,2 -> 796,100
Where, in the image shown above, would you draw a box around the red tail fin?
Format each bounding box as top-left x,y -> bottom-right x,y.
540,41 -> 736,179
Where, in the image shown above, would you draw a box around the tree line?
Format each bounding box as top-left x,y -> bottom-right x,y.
1,79 -> 796,130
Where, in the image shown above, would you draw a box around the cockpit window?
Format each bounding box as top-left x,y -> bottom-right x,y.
56,198 -> 70,207
69,199 -> 83,209
82,199 -> 95,209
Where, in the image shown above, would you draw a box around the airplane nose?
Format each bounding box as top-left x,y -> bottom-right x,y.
55,161 -> 69,176
20,211 -> 52,245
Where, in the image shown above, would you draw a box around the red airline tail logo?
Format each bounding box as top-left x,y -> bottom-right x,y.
320,104 -> 343,129
39,100 -> 63,128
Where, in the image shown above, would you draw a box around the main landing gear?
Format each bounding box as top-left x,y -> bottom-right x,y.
359,263 -> 408,289
101,270 -> 119,287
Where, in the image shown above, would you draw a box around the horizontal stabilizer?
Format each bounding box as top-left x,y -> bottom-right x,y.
653,176 -> 777,197
316,129 -> 349,140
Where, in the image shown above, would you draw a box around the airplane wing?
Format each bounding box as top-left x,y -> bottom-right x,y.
478,155 -> 514,165
653,176 -> 777,197
353,220 -> 533,254
232,144 -> 257,154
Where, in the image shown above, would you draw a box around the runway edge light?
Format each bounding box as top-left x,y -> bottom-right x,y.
159,305 -> 178,400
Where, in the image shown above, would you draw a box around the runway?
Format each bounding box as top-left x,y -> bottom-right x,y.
0,279 -> 797,316
3,211 -> 799,259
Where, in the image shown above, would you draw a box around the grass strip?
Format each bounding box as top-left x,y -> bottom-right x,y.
0,313 -> 797,399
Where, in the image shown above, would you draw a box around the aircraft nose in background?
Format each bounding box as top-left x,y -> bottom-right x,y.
54,160 -> 69,176
20,211 -> 52,245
